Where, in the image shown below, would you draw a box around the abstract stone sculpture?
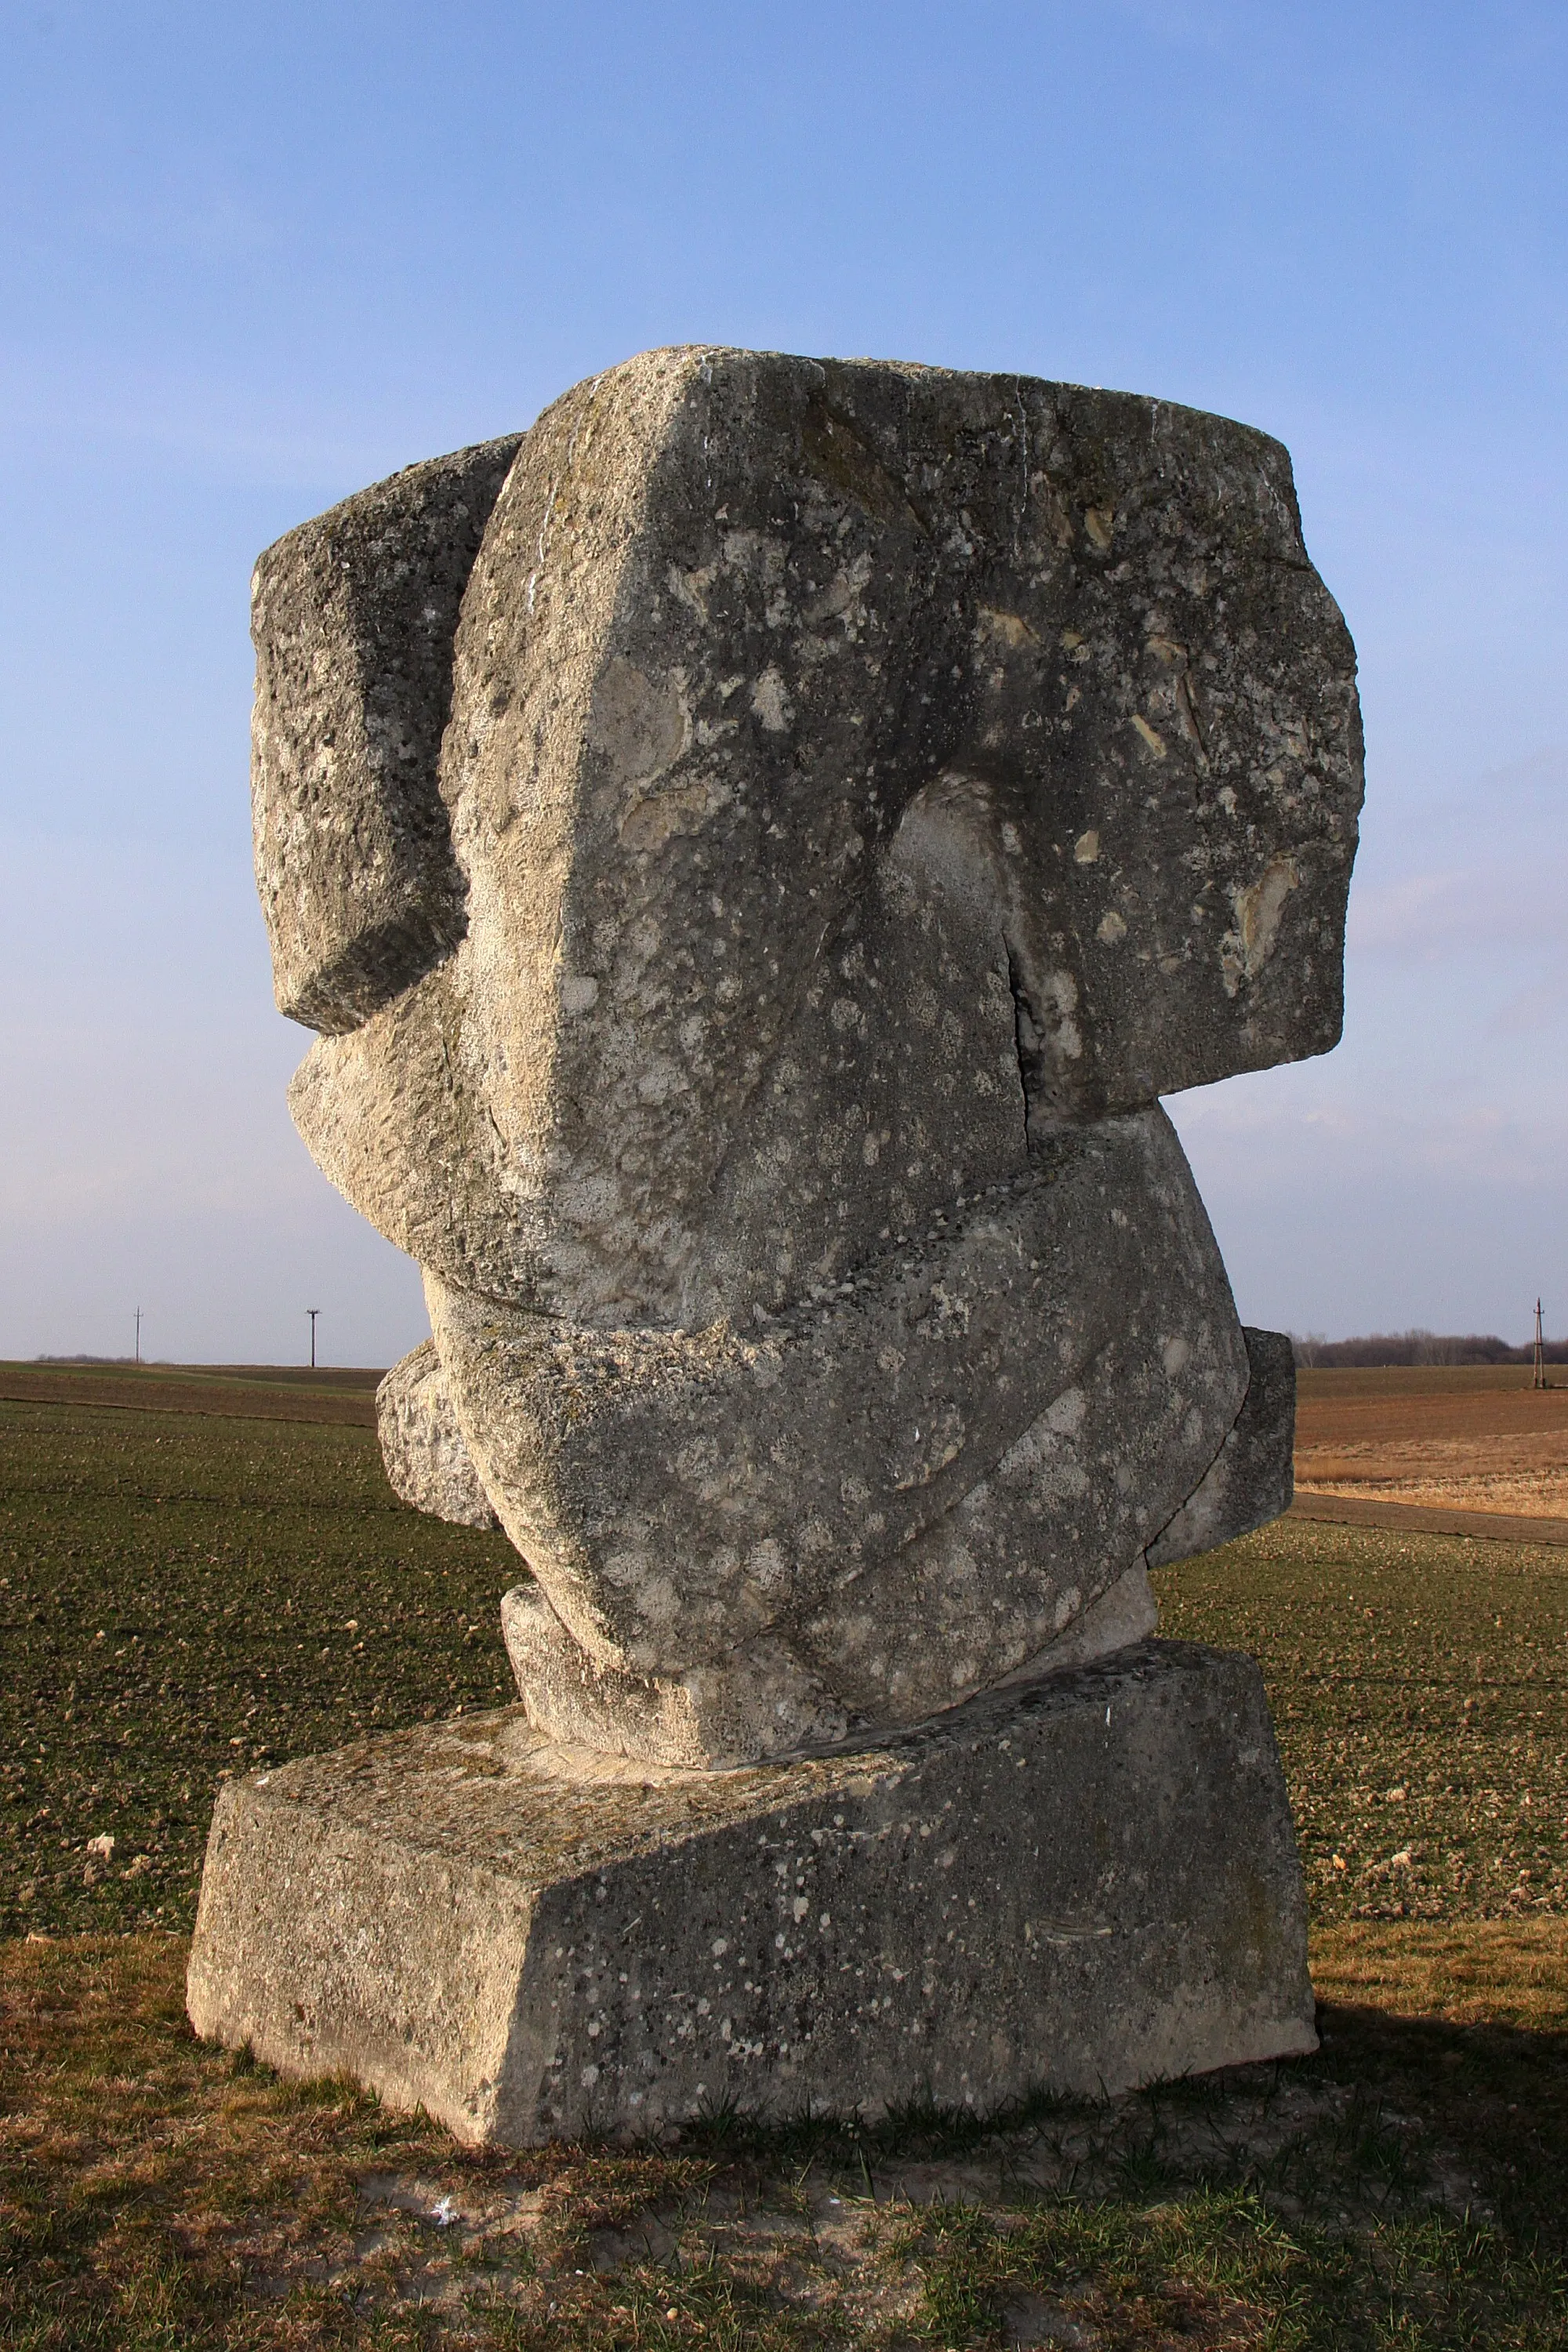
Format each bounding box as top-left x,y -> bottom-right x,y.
190,348 -> 1363,2137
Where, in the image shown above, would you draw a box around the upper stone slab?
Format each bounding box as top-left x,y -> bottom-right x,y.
252,433 -> 523,1033
260,348 -> 1362,1327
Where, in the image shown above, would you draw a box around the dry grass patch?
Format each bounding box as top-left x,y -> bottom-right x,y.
2,1933 -> 734,2350
6,1933 -> 1568,2350
1312,1917 -> 1568,2034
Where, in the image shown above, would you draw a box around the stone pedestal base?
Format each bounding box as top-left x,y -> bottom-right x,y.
187,1641 -> 1316,2145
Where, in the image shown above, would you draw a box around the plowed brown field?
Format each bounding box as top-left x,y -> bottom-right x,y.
0,1361 -> 379,1426
1294,1363 -> 1568,1526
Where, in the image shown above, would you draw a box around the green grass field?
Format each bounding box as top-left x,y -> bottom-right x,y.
1,1390 -> 520,1940
3,1376 -> 1566,2348
5,1386 -> 1563,1943
1153,1515 -> 1568,1929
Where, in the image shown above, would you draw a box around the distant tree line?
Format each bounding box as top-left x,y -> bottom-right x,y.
1290,1329 -> 1568,1367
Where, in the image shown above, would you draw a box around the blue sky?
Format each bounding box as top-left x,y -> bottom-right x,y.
2,0 -> 1563,1365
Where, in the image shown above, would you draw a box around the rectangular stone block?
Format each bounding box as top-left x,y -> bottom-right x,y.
187,1640 -> 1315,2143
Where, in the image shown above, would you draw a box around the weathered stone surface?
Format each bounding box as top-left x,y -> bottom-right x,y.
1018,1557 -> 1160,1669
1147,1327 -> 1296,1570
247,349 -> 1360,1760
284,350 -> 1362,1329
187,1639 -> 1316,2144
252,432 -> 524,1033
209,349 -> 1349,2129
430,1106 -> 1247,1762
376,1341 -> 499,1530
499,1556 -> 1159,1767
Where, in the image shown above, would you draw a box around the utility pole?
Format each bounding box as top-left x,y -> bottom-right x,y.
307,1308 -> 320,1370
134,1306 -> 142,1367
1533,1298 -> 1546,1391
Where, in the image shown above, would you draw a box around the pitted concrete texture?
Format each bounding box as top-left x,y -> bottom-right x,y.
428,1106 -> 1248,1760
274,352 -> 1362,1333
1147,1327 -> 1296,1570
248,350 -> 1359,1760
498,1555 -> 1159,1769
252,433 -> 524,1033
376,1340 -> 500,1530
187,1640 -> 1316,2145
